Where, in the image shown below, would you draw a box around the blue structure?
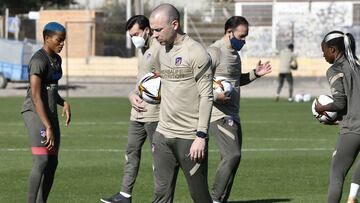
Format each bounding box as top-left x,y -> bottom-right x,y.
0,39 -> 41,88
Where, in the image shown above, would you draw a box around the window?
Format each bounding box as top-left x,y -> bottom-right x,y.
242,5 -> 272,26
353,4 -> 360,26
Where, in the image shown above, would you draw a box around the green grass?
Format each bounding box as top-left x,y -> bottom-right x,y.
0,97 -> 355,202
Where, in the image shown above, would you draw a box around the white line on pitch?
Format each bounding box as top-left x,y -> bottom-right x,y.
0,147 -> 333,153
0,121 -> 129,126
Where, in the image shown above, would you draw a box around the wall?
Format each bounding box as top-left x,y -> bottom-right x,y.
37,10 -> 103,58
61,56 -> 329,77
235,1 -> 360,57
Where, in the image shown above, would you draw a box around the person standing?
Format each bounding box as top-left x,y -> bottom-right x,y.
21,22 -> 71,203
207,16 -> 271,203
315,30 -> 360,203
149,3 -> 214,203
101,15 -> 160,203
276,43 -> 297,101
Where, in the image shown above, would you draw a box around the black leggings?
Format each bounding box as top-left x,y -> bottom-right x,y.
328,133 -> 360,203
22,111 -> 60,203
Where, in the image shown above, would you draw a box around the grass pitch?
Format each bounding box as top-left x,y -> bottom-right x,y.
0,97 -> 354,202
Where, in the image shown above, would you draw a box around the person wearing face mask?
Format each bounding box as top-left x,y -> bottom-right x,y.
207,16 -> 272,203
101,15 -> 160,203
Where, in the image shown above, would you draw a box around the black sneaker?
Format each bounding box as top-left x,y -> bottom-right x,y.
100,193 -> 131,203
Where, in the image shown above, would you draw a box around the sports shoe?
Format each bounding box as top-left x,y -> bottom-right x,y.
100,193 -> 131,203
288,97 -> 293,102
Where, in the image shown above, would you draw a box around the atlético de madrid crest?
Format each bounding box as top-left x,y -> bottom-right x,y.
175,57 -> 182,66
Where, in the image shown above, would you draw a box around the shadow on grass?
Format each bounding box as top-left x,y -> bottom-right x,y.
229,198 -> 292,203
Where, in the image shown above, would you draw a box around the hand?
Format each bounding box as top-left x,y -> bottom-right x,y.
62,101 -> 71,127
189,137 -> 206,162
321,120 -> 339,125
44,126 -> 55,150
255,60 -> 272,76
129,94 -> 146,112
314,99 -> 325,115
214,92 -> 231,103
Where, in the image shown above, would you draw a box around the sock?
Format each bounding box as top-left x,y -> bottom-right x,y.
349,183 -> 360,198
120,191 -> 131,198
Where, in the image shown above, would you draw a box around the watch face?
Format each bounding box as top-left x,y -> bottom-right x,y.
196,132 -> 207,138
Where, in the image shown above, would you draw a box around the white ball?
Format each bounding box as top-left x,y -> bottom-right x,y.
138,72 -> 161,104
303,94 -> 311,102
213,76 -> 234,97
311,95 -> 338,124
294,94 -> 304,102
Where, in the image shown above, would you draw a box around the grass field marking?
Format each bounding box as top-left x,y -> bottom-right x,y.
246,137 -> 329,142
1,120 -> 316,126
0,121 -> 130,126
0,147 -> 333,153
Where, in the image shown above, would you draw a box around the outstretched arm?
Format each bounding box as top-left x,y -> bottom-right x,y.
240,60 -> 272,86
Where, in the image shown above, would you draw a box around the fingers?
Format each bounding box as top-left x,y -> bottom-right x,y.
131,95 -> 146,112
44,131 -> 54,150
65,111 -> 71,127
191,151 -> 204,161
132,104 -> 146,112
189,148 -> 205,161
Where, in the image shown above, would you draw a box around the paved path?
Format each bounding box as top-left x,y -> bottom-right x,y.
0,76 -> 331,99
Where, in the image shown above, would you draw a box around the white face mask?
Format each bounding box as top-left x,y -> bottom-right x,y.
131,36 -> 145,49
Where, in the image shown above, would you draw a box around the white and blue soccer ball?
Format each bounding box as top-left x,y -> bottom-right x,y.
138,72 -> 161,104
213,76 -> 234,97
311,95 -> 338,124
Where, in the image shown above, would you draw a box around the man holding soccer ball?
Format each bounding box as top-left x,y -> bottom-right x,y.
150,3 -> 214,203
207,16 -> 271,203
101,15 -> 160,203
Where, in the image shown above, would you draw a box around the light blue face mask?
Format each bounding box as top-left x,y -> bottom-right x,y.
230,33 -> 246,51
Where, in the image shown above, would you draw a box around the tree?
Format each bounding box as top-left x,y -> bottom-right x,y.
0,0 -> 77,15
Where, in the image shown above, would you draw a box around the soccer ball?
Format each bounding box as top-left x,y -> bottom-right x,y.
311,95 -> 338,124
213,76 -> 234,97
294,93 -> 311,102
138,72 -> 161,104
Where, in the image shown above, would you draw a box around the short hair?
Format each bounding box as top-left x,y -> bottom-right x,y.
43,22 -> 66,39
152,3 -> 180,24
288,44 -> 294,49
126,15 -> 150,31
224,16 -> 249,34
166,4 -> 180,24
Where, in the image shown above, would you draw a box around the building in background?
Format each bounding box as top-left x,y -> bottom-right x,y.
36,10 -> 104,58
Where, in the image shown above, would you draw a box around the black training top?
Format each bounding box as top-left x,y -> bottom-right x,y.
22,49 -> 63,118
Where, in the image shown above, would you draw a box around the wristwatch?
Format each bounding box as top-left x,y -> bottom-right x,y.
196,131 -> 208,139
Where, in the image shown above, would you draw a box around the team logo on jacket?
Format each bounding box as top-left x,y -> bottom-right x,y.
147,53 -> 152,59
175,57 -> 182,66
40,128 -> 46,137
